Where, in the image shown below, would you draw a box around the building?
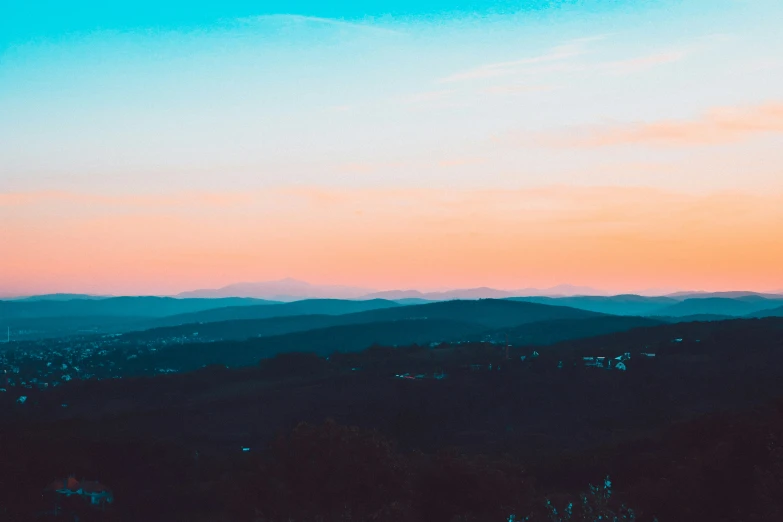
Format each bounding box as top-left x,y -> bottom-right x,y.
45,476 -> 114,509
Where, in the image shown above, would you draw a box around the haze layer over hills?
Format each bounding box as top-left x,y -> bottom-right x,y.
174,278 -> 608,301
2,283 -> 783,341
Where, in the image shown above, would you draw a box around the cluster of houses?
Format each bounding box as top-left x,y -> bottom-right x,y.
455,348 -> 658,373
580,352 -> 631,371
0,331 -> 203,399
394,370 -> 448,381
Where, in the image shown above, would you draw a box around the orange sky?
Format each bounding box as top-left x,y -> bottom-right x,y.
2,185 -> 781,296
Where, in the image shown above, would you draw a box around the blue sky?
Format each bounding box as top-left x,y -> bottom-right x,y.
2,1 -> 644,47
3,0 -> 782,194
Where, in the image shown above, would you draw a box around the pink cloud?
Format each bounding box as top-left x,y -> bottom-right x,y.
600,50 -> 687,74
539,102 -> 783,147
437,157 -> 486,168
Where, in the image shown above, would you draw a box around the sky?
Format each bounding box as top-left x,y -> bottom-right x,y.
1,0 -> 783,296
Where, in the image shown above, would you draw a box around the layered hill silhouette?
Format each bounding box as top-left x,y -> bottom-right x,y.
7,293 -> 108,301
314,299 -> 606,329
177,277 -> 373,300
0,297 -> 398,340
746,304 -> 783,318
127,300 -> 660,346
129,318 -> 490,370
509,295 -> 677,316
114,301 -> 661,373
5,291 -> 783,342
150,298 -> 403,327
510,294 -> 783,318
361,284 -> 604,301
664,290 -> 783,299
0,296 -> 275,319
174,278 -> 605,301
652,296 -> 783,317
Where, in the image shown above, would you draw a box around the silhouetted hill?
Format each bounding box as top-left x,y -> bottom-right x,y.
361,284 -> 605,300
537,316 -> 783,361
392,298 -> 434,305
326,299 -> 605,330
177,277 -> 373,300
0,296 -> 276,319
116,302 -> 630,375
125,308 -> 660,348
746,305 -> 783,318
121,302 -> 611,374
0,298 -> 403,340
364,287 -> 517,300
501,316 -> 664,345
3,315 -> 153,339
508,295 -> 783,318
126,318 -> 489,371
653,297 -> 783,317
148,298 -> 601,332
509,295 -> 676,316
150,298 -> 402,327
0,297 -> 283,340
653,314 -> 735,323
19,317 -> 783,448
124,314 -> 345,342
9,293 -> 108,301
666,290 -> 783,299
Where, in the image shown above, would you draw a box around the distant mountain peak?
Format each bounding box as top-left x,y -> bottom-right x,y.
274,277 -> 309,284
177,279 -> 375,301
361,284 -> 607,301
5,293 -> 109,302
666,290 -> 783,300
176,280 -> 613,301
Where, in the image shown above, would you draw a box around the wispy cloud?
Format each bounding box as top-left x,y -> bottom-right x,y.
400,89 -> 456,104
437,157 -> 487,168
438,35 -> 691,87
598,50 -> 687,74
506,47 -> 689,77
437,37 -> 603,84
533,102 -> 783,147
325,105 -> 353,112
591,33 -> 730,75
482,83 -> 553,95
334,163 -> 378,175
0,190 -> 255,209
235,14 -> 401,35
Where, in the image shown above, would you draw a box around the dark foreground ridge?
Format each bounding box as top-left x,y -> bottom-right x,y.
1,316 -> 783,520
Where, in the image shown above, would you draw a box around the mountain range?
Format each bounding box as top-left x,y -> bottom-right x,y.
3,281 -> 783,343
7,279 -> 782,303
118,300 -> 638,371
0,296 -> 276,319
176,279 -> 608,301
177,278 -> 373,300
176,279 -> 783,302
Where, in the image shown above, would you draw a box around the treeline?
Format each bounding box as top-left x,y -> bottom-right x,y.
5,406 -> 783,522
3,318 -> 783,521
0,419 -> 651,522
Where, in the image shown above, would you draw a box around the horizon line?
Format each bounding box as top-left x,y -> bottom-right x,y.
3,280 -> 783,301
